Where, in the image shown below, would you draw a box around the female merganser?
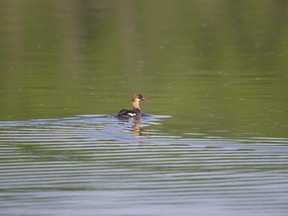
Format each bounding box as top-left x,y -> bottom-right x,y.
117,94 -> 151,119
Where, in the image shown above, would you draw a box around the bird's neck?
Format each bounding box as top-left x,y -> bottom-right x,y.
132,101 -> 140,110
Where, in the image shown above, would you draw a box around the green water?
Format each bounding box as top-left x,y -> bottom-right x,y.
1,0 -> 287,138
1,1 -> 288,215
0,0 -> 288,137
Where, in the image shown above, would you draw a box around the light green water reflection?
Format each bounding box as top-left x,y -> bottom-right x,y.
0,0 -> 288,138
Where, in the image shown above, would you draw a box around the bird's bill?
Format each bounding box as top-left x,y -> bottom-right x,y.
141,97 -> 151,101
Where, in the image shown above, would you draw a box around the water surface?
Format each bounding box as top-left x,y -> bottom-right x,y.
1,0 -> 288,215
1,115 -> 288,216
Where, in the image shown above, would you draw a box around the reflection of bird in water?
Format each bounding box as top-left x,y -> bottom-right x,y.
117,94 -> 151,119
131,119 -> 150,136
132,119 -> 141,134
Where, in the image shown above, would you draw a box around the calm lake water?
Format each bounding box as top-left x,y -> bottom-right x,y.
1,0 -> 288,216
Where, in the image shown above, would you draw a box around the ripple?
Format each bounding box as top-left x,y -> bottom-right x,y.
0,115 -> 288,216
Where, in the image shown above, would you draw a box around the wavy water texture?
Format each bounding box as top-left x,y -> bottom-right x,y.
0,115 -> 288,216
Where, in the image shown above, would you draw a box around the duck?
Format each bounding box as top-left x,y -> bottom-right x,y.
117,94 -> 151,119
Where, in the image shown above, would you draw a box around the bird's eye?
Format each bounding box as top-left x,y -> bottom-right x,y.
138,94 -> 142,99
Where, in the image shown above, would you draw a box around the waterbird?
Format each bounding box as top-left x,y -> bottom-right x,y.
117,94 -> 151,119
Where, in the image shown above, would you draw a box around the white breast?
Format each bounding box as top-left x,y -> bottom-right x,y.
127,113 -> 136,117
